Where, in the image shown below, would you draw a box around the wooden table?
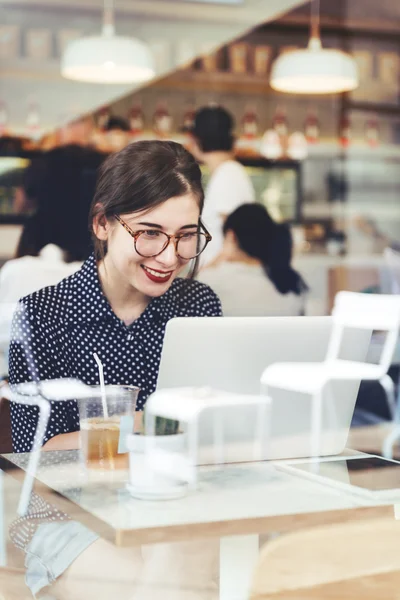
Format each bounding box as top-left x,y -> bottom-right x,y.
0,450 -> 398,600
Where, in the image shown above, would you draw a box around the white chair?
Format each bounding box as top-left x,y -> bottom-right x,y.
261,292 -> 400,458
142,388 -> 271,487
1,384 -> 50,516
1,301 -> 50,515
384,247 -> 400,294
0,302 -> 18,377
3,378 -> 94,516
383,246 -> 400,403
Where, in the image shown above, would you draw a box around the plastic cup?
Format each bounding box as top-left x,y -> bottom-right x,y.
78,385 -> 139,469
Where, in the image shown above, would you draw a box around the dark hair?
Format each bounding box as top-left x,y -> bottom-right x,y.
192,106 -> 234,153
103,116 -> 130,132
223,204 -> 308,296
90,140 -> 204,277
16,144 -> 104,262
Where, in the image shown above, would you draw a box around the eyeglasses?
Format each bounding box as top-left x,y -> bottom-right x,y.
114,215 -> 212,260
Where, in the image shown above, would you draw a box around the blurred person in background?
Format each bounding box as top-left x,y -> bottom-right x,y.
100,115 -> 131,153
198,203 -> 308,316
0,144 -> 104,305
13,154 -> 47,215
0,144 -> 103,405
190,105 -> 255,265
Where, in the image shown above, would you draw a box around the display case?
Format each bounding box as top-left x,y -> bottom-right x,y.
201,157 -> 302,223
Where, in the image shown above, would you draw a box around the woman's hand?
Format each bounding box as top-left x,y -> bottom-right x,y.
42,412 -> 143,451
42,431 -> 81,451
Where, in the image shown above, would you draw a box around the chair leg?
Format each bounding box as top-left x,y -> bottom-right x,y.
311,391 -> 323,459
380,374 -> 396,420
382,425 -> 400,459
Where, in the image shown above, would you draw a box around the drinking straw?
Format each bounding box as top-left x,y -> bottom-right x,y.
93,352 -> 108,419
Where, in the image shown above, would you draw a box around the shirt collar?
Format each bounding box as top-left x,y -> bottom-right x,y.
38,244 -> 65,262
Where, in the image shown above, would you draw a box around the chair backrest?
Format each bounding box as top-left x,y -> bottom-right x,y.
326,291 -> 400,371
0,302 -> 18,377
0,302 -> 18,348
384,247 -> 400,294
3,301 -> 41,383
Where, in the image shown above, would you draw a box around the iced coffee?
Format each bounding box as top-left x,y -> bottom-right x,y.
78,385 -> 139,469
80,416 -> 121,467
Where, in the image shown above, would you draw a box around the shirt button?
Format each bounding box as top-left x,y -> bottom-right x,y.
127,334 -> 132,341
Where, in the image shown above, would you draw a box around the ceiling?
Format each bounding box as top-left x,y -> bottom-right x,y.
0,0 -> 306,135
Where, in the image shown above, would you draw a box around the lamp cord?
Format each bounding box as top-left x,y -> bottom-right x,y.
103,0 -> 115,35
310,0 -> 320,39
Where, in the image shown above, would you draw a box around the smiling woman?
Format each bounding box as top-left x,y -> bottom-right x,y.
9,140 -> 222,452
7,141 -> 222,598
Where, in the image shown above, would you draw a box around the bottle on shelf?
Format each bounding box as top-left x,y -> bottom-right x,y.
260,129 -> 282,160
92,106 -> 110,151
288,132 -> 308,160
153,102 -> 173,139
272,106 -> 288,139
129,102 -> 145,140
304,110 -> 320,144
26,102 -> 40,139
241,105 -> 258,139
339,114 -> 351,148
96,106 -> 110,131
182,105 -> 195,132
180,104 -> 196,149
272,106 -> 288,156
364,118 -> 379,148
237,105 -> 259,156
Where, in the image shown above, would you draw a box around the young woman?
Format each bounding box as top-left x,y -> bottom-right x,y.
8,140 -> 221,599
199,203 -> 308,316
9,140 -> 221,453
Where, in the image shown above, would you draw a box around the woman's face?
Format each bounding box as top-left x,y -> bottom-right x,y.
95,193 -> 200,298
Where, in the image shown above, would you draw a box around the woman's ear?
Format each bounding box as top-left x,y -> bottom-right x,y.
92,210 -> 110,241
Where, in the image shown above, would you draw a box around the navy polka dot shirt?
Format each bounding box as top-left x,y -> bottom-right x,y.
8,254 -> 222,452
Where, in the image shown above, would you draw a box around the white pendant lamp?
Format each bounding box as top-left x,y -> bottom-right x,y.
61,0 -> 155,84
270,0 -> 358,94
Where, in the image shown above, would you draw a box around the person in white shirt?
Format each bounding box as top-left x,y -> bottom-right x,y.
198,203 -> 308,317
189,105 -> 255,265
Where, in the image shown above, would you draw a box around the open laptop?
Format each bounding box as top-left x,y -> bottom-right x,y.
156,316 -> 372,463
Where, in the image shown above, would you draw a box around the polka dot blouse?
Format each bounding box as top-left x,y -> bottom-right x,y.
8,254 -> 222,452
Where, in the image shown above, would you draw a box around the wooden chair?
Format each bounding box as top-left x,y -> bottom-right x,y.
250,518 -> 400,599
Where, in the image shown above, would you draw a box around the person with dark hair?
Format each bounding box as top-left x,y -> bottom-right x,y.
10,139 -> 220,448
190,105 -> 255,265
0,145 -> 103,305
102,114 -> 131,153
7,140 -> 221,599
16,144 -> 103,260
0,145 -> 104,377
199,203 -> 308,316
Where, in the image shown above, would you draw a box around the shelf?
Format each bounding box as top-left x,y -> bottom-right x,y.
153,69 -> 272,95
345,101 -> 400,117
